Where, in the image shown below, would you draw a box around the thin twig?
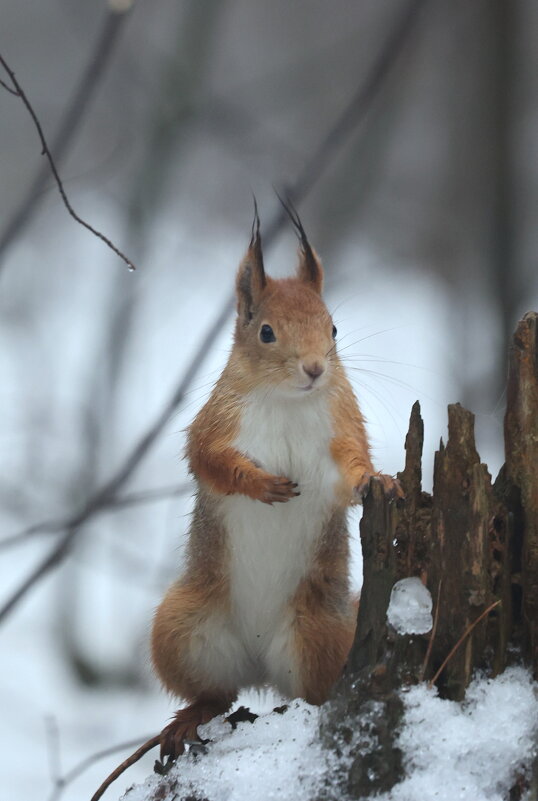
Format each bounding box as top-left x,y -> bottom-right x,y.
420,578 -> 442,681
90,734 -> 161,801
0,519 -> 66,551
0,21 -> 137,271
47,734 -> 155,801
0,0 -> 426,625
0,76 -> 18,95
44,715 -> 62,790
105,482 -> 193,510
428,600 -> 502,689
0,7 -> 131,265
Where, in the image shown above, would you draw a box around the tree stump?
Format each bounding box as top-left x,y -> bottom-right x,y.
321,310 -> 538,797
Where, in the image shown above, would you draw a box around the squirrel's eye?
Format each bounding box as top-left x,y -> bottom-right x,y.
260,324 -> 276,343
332,324 -> 337,339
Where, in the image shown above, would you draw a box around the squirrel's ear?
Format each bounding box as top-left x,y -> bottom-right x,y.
296,244 -> 323,295
236,200 -> 266,322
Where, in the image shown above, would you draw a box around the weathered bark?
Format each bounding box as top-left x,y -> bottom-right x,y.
394,400 -> 432,583
427,404 -> 494,699
487,489 -> 514,677
504,312 -> 538,674
319,480 -> 406,799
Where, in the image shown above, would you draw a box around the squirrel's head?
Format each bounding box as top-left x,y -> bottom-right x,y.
234,200 -> 337,398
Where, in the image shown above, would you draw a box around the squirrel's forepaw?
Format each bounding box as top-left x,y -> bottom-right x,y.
254,474 -> 300,505
354,472 -> 404,503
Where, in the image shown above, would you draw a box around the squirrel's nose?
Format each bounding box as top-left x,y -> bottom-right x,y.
302,361 -> 325,380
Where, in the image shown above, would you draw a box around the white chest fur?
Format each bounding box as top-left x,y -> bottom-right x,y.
221,387 -> 341,657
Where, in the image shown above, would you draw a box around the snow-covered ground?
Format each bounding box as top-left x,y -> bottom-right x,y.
388,667 -> 538,801
120,668 -> 538,801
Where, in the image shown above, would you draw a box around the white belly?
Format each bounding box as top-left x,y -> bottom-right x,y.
221,389 -> 341,673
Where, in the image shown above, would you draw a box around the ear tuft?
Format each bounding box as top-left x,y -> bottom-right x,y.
236,199 -> 267,322
296,244 -> 323,295
274,191 -> 323,294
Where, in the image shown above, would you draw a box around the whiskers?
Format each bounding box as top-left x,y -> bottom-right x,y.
332,324 -> 436,438
258,367 -> 295,405
349,371 -> 404,435
334,326 -> 410,358
343,363 -> 426,394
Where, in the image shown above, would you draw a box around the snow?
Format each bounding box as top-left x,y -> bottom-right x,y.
121,667 -> 538,801
383,666 -> 538,801
120,699 -> 329,801
387,577 -> 433,635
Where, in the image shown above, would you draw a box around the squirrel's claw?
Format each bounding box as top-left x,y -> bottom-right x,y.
354,473 -> 404,503
157,700 -> 227,764
257,475 -> 300,504
159,716 -> 196,762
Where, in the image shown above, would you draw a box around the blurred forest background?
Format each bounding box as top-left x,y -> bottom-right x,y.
1,1 -> 537,799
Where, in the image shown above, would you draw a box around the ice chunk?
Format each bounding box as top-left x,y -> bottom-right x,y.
387,577 -> 433,635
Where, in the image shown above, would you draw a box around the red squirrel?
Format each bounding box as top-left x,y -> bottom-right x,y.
151,202 -> 401,760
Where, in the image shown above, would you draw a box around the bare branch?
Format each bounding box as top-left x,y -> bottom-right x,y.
0,0 -> 426,625
0,8 -> 137,272
0,483 -> 191,551
0,519 -> 66,551
0,76 -> 18,95
107,482 -> 193,509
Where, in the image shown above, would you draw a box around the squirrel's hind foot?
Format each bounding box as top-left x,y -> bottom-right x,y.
158,696 -> 233,764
